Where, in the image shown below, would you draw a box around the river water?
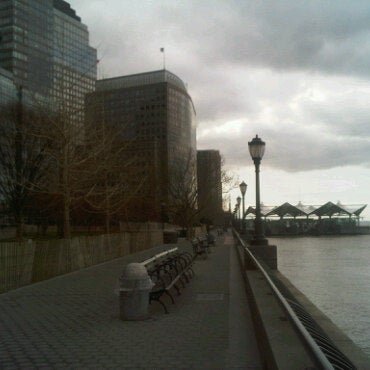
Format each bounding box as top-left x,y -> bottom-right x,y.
270,235 -> 370,357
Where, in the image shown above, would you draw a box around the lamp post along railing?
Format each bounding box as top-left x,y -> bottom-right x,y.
233,206 -> 238,228
245,135 -> 277,269
236,197 -> 241,232
248,135 -> 267,245
239,181 -> 247,234
239,204 -> 241,230
254,159 -> 263,240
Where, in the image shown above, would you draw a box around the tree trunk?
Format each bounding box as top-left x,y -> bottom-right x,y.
63,194 -> 71,239
104,179 -> 111,234
62,156 -> 71,239
15,213 -> 23,240
15,87 -> 23,240
105,212 -> 111,234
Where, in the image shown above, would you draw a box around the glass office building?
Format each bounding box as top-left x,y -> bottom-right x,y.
0,67 -> 17,104
0,0 -> 96,120
86,70 -> 197,208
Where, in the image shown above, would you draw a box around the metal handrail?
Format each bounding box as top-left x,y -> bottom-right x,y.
233,229 -> 335,370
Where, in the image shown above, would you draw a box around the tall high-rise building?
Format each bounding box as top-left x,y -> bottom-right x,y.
0,0 -> 96,121
0,66 -> 16,104
86,70 -> 197,212
197,150 -> 223,224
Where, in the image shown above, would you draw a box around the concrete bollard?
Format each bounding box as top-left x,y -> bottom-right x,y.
248,244 -> 277,270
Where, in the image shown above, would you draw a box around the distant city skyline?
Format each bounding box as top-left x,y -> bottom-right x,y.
69,0 -> 370,219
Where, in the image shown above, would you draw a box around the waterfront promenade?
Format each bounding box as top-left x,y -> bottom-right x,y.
0,231 -> 262,369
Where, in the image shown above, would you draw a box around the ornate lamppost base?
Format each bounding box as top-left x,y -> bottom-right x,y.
250,238 -> 268,246
247,243 -> 277,270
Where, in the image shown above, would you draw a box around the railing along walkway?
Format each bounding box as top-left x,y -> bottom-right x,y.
233,229 -> 357,370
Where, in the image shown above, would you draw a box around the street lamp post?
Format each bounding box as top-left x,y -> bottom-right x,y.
236,197 -> 241,232
239,181 -> 247,234
248,135 -> 267,245
233,206 -> 238,227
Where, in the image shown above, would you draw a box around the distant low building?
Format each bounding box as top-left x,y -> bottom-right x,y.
197,150 -> 223,224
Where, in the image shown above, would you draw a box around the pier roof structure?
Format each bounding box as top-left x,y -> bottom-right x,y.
244,202 -> 367,218
245,204 -> 276,217
266,202 -> 306,218
308,202 -> 367,217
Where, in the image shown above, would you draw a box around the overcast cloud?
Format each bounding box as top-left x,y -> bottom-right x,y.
69,0 -> 370,174
67,0 -> 370,217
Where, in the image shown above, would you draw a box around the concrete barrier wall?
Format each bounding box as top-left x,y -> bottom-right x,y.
0,240 -> 35,293
119,221 -> 165,232
0,228 -> 164,293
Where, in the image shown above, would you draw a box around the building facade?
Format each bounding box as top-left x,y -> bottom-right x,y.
0,66 -> 16,104
0,1 -> 96,230
0,0 -> 96,120
85,70 -> 197,217
197,150 -> 223,224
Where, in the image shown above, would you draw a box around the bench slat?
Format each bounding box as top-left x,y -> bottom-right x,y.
146,248 -> 195,314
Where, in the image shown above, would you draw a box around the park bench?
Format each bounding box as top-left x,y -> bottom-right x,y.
206,233 -> 216,247
217,228 -> 224,236
191,232 -> 217,258
141,248 -> 194,314
191,236 -> 209,259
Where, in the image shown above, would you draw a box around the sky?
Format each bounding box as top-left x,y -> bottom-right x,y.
70,0 -> 370,220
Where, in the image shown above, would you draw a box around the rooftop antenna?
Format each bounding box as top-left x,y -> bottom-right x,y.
160,47 -> 166,70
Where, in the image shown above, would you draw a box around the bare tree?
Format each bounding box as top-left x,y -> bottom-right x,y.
34,28 -> 99,238
168,150 -> 237,237
167,151 -> 199,237
0,89 -> 52,239
0,27 -> 98,239
80,136 -> 148,234
16,90 -> 151,238
39,106 -> 125,238
220,155 -> 239,195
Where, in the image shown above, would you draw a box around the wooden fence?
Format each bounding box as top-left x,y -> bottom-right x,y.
0,229 -> 163,293
0,240 -> 35,293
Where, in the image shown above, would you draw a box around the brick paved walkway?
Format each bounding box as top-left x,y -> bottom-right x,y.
0,231 -> 261,369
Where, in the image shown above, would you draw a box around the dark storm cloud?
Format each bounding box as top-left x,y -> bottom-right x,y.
75,0 -> 370,77
155,0 -> 370,77
70,0 -> 370,172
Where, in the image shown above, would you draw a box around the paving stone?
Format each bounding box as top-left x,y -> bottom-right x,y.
0,232 -> 261,369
